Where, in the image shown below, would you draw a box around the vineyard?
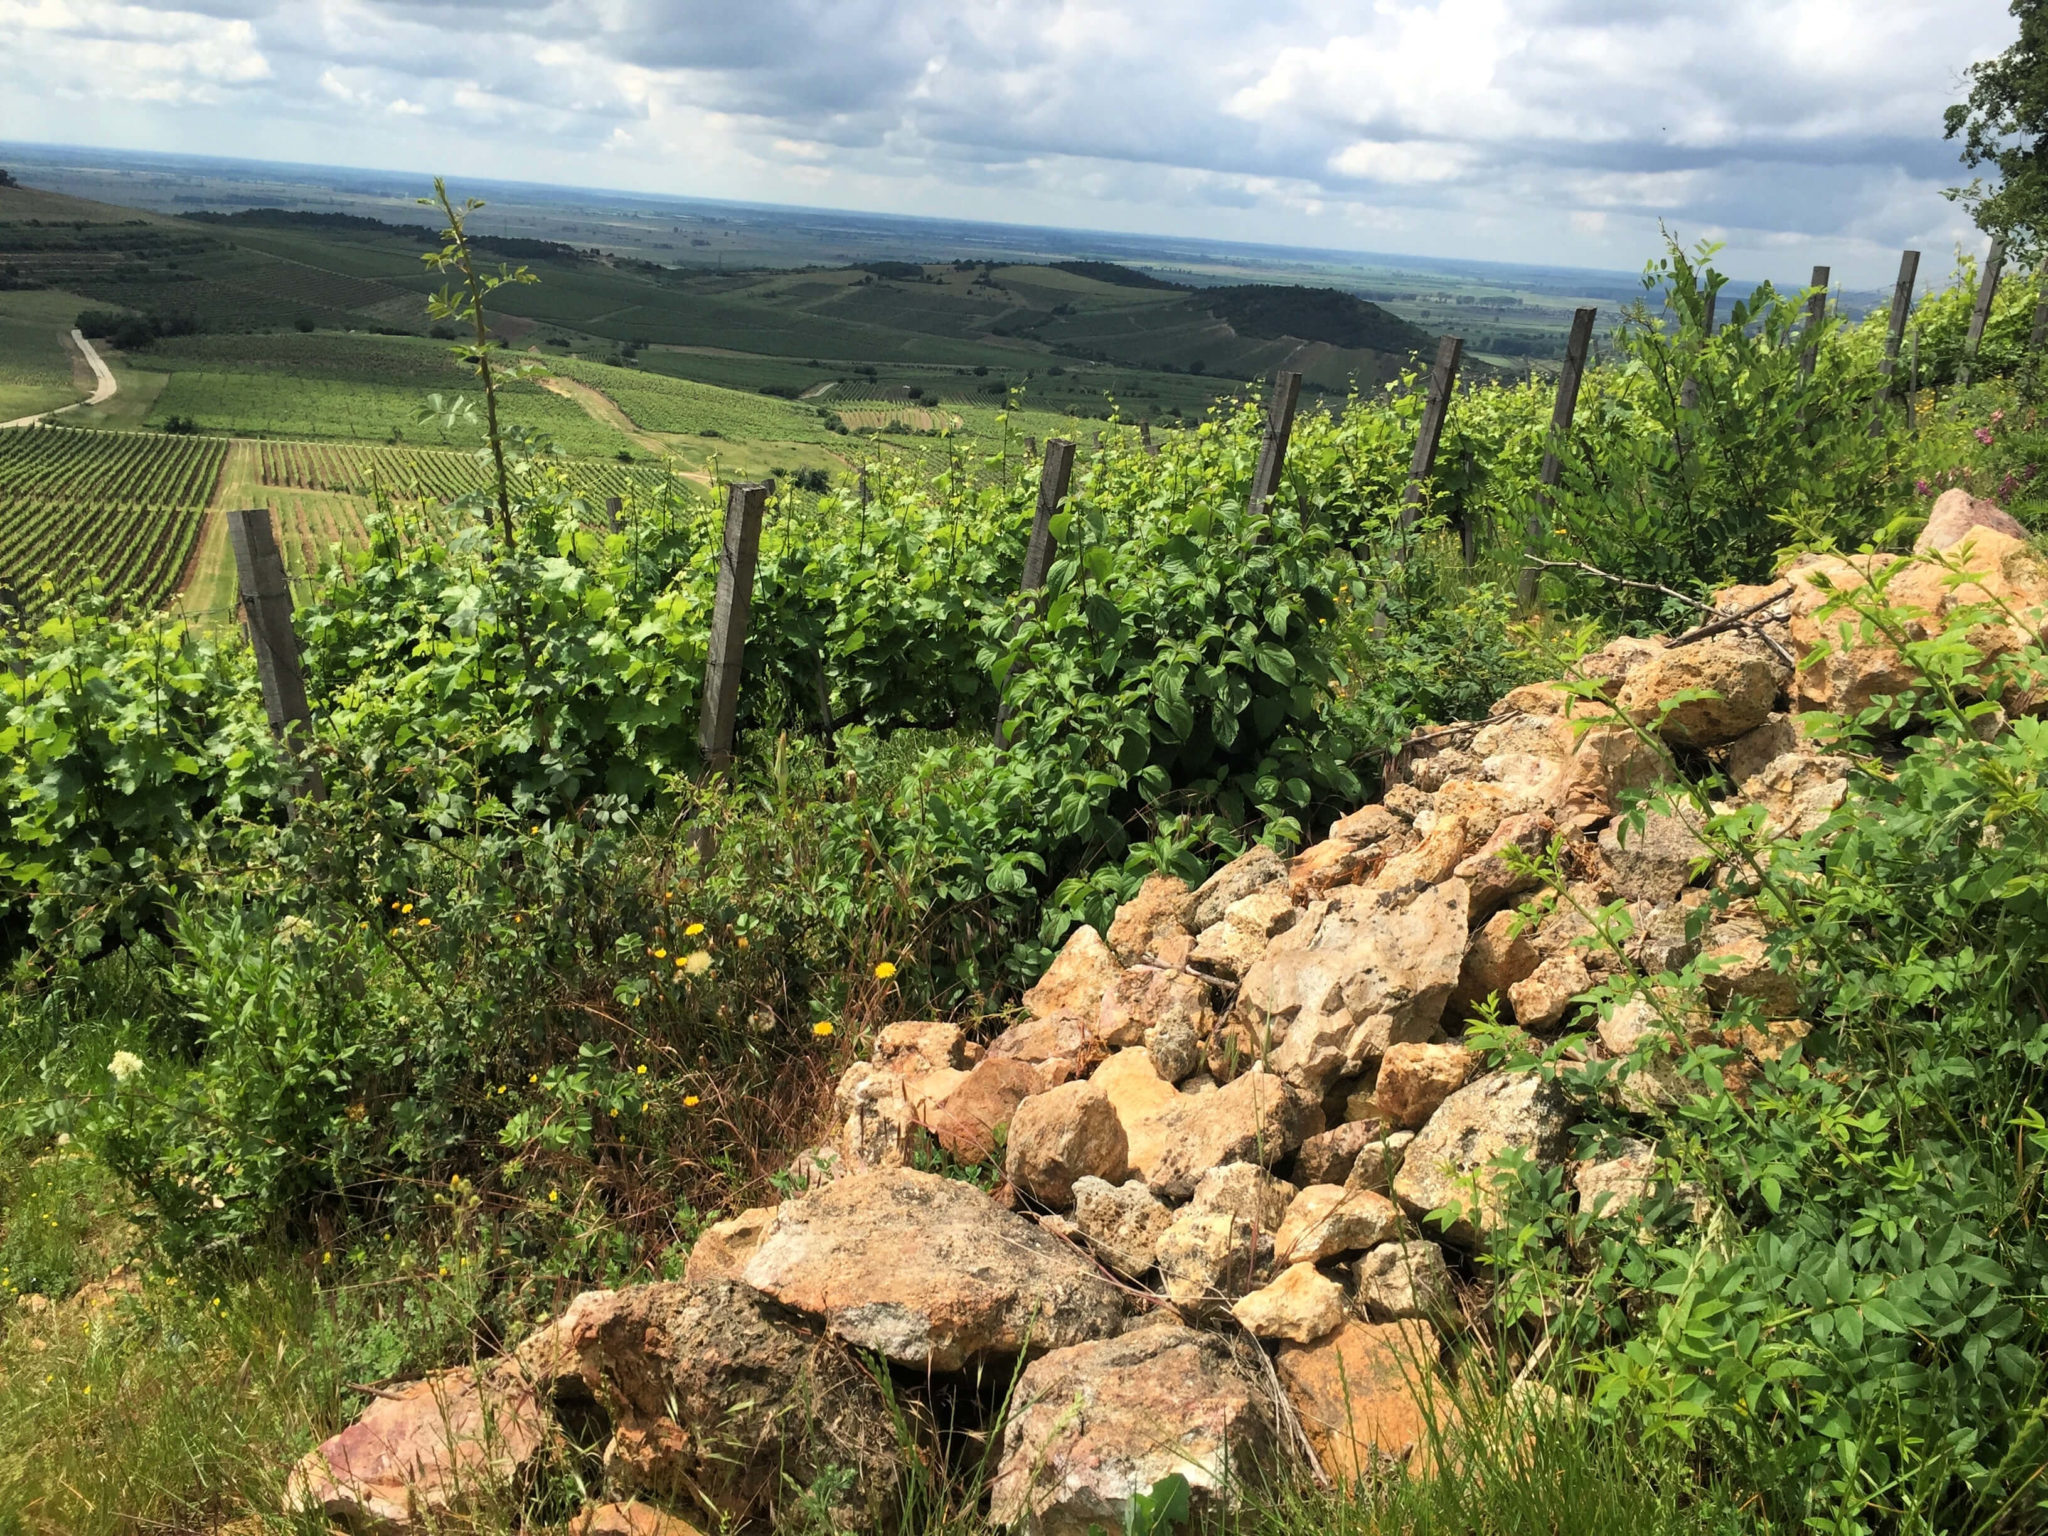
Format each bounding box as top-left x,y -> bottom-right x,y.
0,425 -> 224,616
254,439 -> 667,505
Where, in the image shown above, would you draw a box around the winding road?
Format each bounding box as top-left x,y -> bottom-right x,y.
0,329 -> 117,429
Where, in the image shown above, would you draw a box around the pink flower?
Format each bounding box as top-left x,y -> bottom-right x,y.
1915,479 -> 1933,495
1976,427 -> 1996,446
1991,409 -> 2005,424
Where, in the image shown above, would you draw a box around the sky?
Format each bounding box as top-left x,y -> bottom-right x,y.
0,0 -> 2020,285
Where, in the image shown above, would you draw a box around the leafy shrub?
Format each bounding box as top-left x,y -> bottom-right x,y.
1537,241 -> 1897,627
0,601 -> 284,955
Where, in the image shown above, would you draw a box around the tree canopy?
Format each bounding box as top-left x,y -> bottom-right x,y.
1947,0 -> 2048,252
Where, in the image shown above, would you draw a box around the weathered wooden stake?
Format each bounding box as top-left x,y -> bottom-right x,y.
1518,308 -> 1597,607
1019,438 -> 1075,598
1247,370 -> 1302,523
1958,236 -> 2007,387
1875,249 -> 1922,406
1139,420 -> 1158,456
604,494 -> 622,531
996,439 -> 1075,746
1800,265 -> 1830,380
1400,337 -> 1463,533
227,507 -> 323,800
696,481 -> 770,773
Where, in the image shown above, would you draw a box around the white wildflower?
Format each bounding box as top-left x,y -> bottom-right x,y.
108,1051 -> 144,1083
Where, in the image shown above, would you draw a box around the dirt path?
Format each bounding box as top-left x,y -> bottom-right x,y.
0,330 -> 117,428
537,374 -> 710,483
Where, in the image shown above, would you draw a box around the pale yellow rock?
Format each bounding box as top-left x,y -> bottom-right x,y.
1231,1262 -> 1347,1343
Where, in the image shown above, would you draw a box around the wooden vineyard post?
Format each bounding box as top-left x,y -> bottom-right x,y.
1399,336 -> 1463,537
1958,236 -> 2007,388
996,439 -> 1075,747
1875,249 -> 1922,409
1800,265 -> 1830,380
696,481 -> 770,774
1247,370 -> 1302,524
1518,307 -> 1597,607
226,507 -> 323,801
604,495 -> 621,531
1140,420 -> 1158,456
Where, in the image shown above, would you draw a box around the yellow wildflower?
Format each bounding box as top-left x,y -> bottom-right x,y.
683,1094 -> 700,1107
684,922 -> 704,936
813,1021 -> 835,1038
874,961 -> 897,980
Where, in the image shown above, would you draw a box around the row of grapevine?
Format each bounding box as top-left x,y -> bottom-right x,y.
1,426 -> 227,619
255,439 -> 670,505
0,424 -> 228,507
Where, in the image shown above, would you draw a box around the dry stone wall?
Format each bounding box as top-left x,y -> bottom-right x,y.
287,487 -> 2048,1535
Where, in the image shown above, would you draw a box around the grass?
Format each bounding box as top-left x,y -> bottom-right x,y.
0,290 -> 96,423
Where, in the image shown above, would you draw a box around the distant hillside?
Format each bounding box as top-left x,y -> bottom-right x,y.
1199,285 -> 1432,355
1049,260 -> 1185,291
182,207 -> 580,261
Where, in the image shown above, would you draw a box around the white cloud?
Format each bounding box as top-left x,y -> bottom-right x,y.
0,0 -> 2017,281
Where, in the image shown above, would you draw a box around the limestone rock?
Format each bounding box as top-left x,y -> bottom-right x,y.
1354,1241 -> 1455,1323
1006,1081 -> 1130,1207
1598,806 -> 1708,904
1507,952 -> 1591,1033
1618,640 -> 1784,748
571,1503 -> 705,1536
1275,1319 -> 1443,1484
1343,1130 -> 1415,1196
872,1021 -> 980,1076
1145,1067 -> 1306,1201
1155,1209 -> 1270,1309
1391,1072 -> 1574,1247
1144,1016 -> 1205,1084
912,1057 -> 1047,1163
1598,994 -> 1708,1110
1700,907 -> 1801,1016
1071,1177 -> 1174,1278
1274,1184 -> 1400,1265
1577,634 -> 1669,698
1574,1138 -> 1656,1218
509,1280 -> 898,1524
833,1061 -> 918,1172
988,1325 -> 1275,1536
1232,1263 -> 1347,1343
284,1367 -> 549,1533
983,1014 -> 1099,1085
1097,965 -> 1214,1050
740,1169 -> 1127,1371
1189,917 -> 1271,980
1451,909 -> 1540,1017
1375,1043 -> 1478,1130
1190,845 -> 1288,932
1295,1119 -> 1388,1186
1289,834 -> 1384,900
1722,713 -> 1808,788
1626,898 -> 1704,976
1023,924 -> 1122,1024
681,1206 -> 777,1286
1236,880 -> 1470,1097
1094,1048 -> 1183,1184
1916,487 -> 2028,554
1330,803 -> 1408,845
1454,811 -> 1555,918
1105,874 -> 1194,965
1188,1161 -> 1298,1232
1552,722 -> 1672,829
1736,751 -> 1851,839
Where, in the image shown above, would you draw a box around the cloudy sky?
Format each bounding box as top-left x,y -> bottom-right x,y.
0,0 -> 2018,283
